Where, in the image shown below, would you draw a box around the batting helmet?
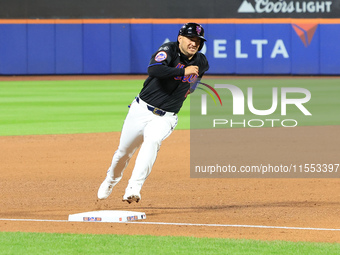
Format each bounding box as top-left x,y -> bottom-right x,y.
178,23 -> 206,51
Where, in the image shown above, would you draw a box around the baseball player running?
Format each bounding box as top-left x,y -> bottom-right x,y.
97,22 -> 209,203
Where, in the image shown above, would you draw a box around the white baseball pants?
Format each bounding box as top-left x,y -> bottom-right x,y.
105,97 -> 178,193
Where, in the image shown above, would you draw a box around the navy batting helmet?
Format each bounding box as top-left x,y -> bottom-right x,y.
178,23 -> 206,51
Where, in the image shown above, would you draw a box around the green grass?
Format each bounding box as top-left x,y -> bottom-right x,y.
0,232 -> 339,255
0,79 -> 190,136
1,78 -> 338,136
0,80 -> 171,135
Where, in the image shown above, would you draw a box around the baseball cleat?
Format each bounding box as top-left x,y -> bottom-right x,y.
97,179 -> 116,200
122,195 -> 140,204
122,186 -> 141,203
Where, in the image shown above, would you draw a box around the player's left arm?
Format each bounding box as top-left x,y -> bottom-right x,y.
189,54 -> 209,94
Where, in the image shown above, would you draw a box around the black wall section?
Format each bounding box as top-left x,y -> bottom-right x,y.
1,0 -> 340,19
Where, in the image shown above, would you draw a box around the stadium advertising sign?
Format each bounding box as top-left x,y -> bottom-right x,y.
236,0 -> 340,17
238,0 -> 333,14
1,0 -> 339,19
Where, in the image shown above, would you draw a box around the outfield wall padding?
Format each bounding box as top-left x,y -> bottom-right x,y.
0,19 -> 339,75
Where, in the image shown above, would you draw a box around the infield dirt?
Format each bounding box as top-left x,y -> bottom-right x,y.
0,127 -> 339,243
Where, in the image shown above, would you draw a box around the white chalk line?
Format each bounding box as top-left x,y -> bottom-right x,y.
0,218 -> 68,223
126,221 -> 340,231
0,218 -> 339,231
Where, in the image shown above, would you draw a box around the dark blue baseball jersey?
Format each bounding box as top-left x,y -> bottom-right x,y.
139,42 -> 209,113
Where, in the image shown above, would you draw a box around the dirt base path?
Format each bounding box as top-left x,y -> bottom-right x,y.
1,128 -> 339,243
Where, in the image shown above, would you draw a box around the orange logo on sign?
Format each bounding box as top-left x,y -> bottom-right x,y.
292,24 -> 318,47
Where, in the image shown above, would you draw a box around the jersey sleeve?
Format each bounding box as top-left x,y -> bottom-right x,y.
198,53 -> 209,78
190,54 -> 209,94
147,43 -> 185,79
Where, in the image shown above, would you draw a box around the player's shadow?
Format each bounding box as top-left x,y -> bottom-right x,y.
134,201 -> 340,216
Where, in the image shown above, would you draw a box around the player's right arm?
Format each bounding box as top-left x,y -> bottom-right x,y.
148,63 -> 184,79
147,43 -> 185,79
